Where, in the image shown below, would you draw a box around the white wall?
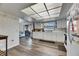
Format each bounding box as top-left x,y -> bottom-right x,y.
0,12 -> 19,50
19,21 -> 25,32
60,3 -> 73,18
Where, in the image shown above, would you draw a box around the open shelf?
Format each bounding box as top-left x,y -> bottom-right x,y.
0,35 -> 8,56
0,50 -> 6,56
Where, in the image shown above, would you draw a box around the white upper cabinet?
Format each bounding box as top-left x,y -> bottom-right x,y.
57,19 -> 66,28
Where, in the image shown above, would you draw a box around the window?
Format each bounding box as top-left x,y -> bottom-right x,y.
44,21 -> 57,32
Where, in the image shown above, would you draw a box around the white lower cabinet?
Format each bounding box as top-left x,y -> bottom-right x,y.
53,33 -> 56,42
33,31 -> 64,43
43,32 -> 50,41
56,32 -> 64,43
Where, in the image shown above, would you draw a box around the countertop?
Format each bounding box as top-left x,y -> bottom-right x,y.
72,34 -> 79,38
0,35 -> 8,40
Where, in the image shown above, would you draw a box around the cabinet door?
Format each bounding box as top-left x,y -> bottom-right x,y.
61,19 -> 66,28
48,32 -> 54,41
52,32 -> 57,42
33,32 -> 36,38
56,31 -> 64,43
57,19 -> 66,28
59,33 -> 64,43
39,32 -> 43,40
43,32 -> 52,41
57,20 -> 62,28
33,32 -> 42,40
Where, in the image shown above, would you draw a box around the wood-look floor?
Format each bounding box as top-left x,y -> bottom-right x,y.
8,37 -> 66,56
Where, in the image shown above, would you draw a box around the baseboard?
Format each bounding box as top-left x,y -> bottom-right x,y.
0,43 -> 19,51
32,38 -> 64,44
8,43 -> 19,50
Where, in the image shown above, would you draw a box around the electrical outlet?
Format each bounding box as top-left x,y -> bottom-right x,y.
11,40 -> 14,42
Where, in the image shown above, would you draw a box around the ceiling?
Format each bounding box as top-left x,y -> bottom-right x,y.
21,3 -> 62,21
0,3 -> 73,22
0,3 -> 35,18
